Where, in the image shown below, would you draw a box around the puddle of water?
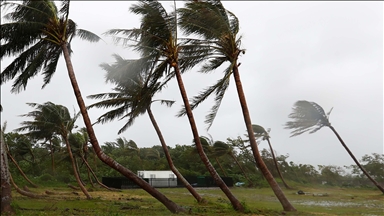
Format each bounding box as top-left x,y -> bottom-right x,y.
294,200 -> 383,208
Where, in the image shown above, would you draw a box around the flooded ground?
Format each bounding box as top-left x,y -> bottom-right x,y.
293,200 -> 383,208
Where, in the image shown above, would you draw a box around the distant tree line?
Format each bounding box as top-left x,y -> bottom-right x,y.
4,126 -> 383,189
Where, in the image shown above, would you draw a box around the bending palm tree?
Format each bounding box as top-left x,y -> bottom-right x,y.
198,136 -> 228,177
16,102 -> 92,199
213,141 -> 252,184
178,0 -> 295,211
252,124 -> 291,189
285,100 -> 384,193
105,0 -> 243,211
87,55 -> 203,203
1,1 -> 183,212
5,144 -> 39,188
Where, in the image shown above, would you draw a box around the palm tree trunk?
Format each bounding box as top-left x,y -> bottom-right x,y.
6,151 -> 38,188
1,131 -> 13,214
173,65 -> 244,212
82,154 -> 95,187
49,139 -> 55,175
9,174 -> 45,199
4,140 -> 38,188
86,166 -> 94,188
63,136 -> 92,199
329,126 -> 384,193
80,155 -> 120,191
74,156 -> 86,186
61,44 -> 184,213
147,107 -> 204,203
232,65 -> 296,211
215,157 -> 228,177
266,139 -> 291,189
230,152 -> 252,184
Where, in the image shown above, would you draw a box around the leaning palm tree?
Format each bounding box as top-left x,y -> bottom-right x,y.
198,136 -> 228,177
285,100 -> 384,193
87,55 -> 203,203
213,140 -> 252,184
1,1 -> 183,212
105,0 -> 242,211
16,102 -> 92,199
252,124 -> 291,189
177,0 -> 296,211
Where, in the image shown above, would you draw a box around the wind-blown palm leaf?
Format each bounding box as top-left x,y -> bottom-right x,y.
212,141 -> 229,157
252,124 -> 271,141
284,100 -> 332,137
177,62 -> 232,130
1,0 -> 101,92
176,0 -> 245,129
87,54 -> 174,135
15,102 -> 79,138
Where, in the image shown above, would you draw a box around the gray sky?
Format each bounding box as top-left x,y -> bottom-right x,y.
1,1 -> 383,168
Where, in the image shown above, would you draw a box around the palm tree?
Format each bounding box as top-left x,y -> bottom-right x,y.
10,104 -> 59,174
252,124 -> 291,189
1,1 -> 183,212
5,143 -> 39,188
213,141 -> 252,184
87,55 -> 203,203
284,100 -> 384,193
16,102 -> 92,199
198,136 -> 228,177
177,0 -> 296,211
104,0 -> 242,211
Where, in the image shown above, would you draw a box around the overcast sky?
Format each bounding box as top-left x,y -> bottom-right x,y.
1,1 -> 383,169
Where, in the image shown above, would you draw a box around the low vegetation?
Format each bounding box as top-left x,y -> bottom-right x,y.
9,184 -> 384,216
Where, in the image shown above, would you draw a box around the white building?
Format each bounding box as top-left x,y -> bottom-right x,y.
137,170 -> 177,187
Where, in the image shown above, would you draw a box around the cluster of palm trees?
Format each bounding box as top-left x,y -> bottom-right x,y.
1,0 -> 382,214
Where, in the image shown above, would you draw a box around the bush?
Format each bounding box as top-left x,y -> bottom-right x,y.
38,173 -> 54,182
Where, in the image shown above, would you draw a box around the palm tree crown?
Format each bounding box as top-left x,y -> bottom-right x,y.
1,0 -> 100,93
15,102 -> 79,139
177,0 -> 245,129
87,54 -> 174,134
284,100 -> 333,137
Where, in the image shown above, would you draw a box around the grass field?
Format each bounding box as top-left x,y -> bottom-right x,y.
8,185 -> 384,216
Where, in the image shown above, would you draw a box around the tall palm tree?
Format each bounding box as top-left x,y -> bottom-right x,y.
104,0 -> 242,211
284,100 -> 384,193
1,1 -> 183,212
177,0 -> 296,211
252,124 -> 291,189
87,55 -> 203,203
16,102 -> 92,199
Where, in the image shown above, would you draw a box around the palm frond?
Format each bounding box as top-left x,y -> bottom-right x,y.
75,28 -> 102,43
152,99 -> 176,107
59,0 -> 70,20
213,140 -> 229,157
284,100 -> 331,137
1,0 -> 100,93
251,124 -> 270,140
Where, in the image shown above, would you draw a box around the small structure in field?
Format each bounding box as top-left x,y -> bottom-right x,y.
137,170 -> 177,187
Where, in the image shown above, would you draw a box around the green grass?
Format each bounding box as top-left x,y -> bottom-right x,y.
8,185 -> 384,216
